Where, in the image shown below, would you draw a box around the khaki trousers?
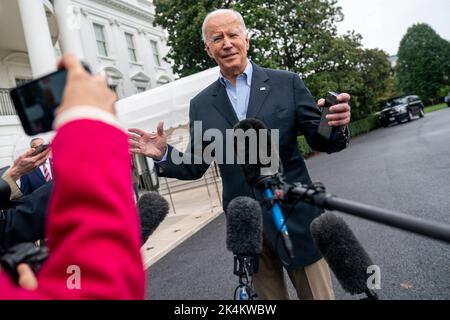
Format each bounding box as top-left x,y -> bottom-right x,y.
253,234 -> 335,300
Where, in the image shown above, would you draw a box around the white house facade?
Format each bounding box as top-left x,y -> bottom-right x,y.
0,0 -> 174,166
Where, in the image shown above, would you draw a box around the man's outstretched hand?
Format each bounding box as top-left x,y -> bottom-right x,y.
128,121 -> 167,161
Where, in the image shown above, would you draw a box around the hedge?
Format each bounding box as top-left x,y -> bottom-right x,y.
297,103 -> 447,158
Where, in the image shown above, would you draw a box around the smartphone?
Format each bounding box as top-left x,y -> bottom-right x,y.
10,63 -> 91,136
32,144 -> 50,156
317,91 -> 340,140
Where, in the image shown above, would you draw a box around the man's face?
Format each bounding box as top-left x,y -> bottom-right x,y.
204,13 -> 250,78
31,139 -> 44,149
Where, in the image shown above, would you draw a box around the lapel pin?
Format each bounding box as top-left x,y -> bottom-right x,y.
260,87 -> 266,91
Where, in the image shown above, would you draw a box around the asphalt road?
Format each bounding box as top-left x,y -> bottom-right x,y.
147,108 -> 450,300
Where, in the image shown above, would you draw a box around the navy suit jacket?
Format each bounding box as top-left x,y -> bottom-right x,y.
156,62 -> 349,269
0,181 -> 52,250
20,164 -> 51,196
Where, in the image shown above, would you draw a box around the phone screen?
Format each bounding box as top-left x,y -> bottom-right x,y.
32,144 -> 50,156
10,68 -> 67,136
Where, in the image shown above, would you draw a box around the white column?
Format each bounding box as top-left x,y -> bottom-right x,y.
17,0 -> 57,78
53,0 -> 85,59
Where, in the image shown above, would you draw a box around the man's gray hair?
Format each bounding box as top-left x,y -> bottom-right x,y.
201,9 -> 248,43
30,137 -> 44,147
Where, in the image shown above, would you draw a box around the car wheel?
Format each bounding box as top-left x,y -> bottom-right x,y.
419,108 -> 425,118
407,110 -> 413,121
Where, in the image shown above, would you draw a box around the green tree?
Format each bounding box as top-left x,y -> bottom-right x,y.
305,35 -> 392,120
396,23 -> 450,104
154,0 -> 392,120
153,0 -> 223,76
356,48 -> 393,117
154,0 -> 344,77
232,0 -> 343,77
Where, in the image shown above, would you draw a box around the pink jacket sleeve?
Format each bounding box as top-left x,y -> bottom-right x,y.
0,119 -> 145,299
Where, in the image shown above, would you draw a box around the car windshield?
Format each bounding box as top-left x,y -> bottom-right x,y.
381,97 -> 407,110
390,97 -> 408,105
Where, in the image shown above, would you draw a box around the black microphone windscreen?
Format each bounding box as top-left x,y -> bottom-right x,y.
310,212 -> 374,295
226,197 -> 263,255
138,192 -> 170,243
233,118 -> 267,131
233,118 -> 281,186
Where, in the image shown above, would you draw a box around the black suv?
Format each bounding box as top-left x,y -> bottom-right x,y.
379,95 -> 425,127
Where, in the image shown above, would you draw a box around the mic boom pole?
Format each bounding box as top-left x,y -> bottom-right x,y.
288,182 -> 450,244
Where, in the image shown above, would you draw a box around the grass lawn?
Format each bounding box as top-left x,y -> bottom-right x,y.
424,103 -> 447,113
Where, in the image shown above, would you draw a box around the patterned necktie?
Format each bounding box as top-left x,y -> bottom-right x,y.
43,164 -> 51,182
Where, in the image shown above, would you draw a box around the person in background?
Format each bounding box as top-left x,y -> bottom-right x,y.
1,149 -> 52,250
19,138 -> 53,196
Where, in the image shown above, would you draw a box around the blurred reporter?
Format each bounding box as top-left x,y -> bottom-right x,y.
0,54 -> 144,299
19,138 -> 53,196
0,182 -> 52,251
1,149 -> 52,250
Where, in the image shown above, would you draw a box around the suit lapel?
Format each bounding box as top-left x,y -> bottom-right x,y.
246,63 -> 271,119
211,81 -> 240,127
34,167 -> 45,184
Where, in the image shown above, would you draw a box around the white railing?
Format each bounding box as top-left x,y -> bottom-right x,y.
0,89 -> 16,116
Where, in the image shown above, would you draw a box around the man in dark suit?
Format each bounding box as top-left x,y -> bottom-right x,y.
20,138 -> 52,195
0,182 -> 52,251
128,9 -> 351,300
1,148 -> 53,250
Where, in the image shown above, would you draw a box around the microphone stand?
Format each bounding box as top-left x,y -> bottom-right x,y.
232,255 -> 258,300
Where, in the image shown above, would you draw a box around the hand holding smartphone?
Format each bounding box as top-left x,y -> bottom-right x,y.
317,91 -> 342,140
10,62 -> 92,136
32,144 -> 50,156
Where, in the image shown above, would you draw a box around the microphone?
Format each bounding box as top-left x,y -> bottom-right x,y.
226,196 -> 263,300
233,118 -> 281,186
226,196 -> 263,256
310,212 -> 379,300
138,192 -> 170,243
233,118 -> 294,260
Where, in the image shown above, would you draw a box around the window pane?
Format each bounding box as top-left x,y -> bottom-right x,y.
125,33 -> 134,49
125,33 -> 137,62
97,41 -> 108,56
94,23 -> 108,56
150,40 -> 161,66
128,48 -> 137,62
94,24 -> 105,41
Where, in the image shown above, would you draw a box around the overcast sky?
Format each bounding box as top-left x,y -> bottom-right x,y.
336,0 -> 450,56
